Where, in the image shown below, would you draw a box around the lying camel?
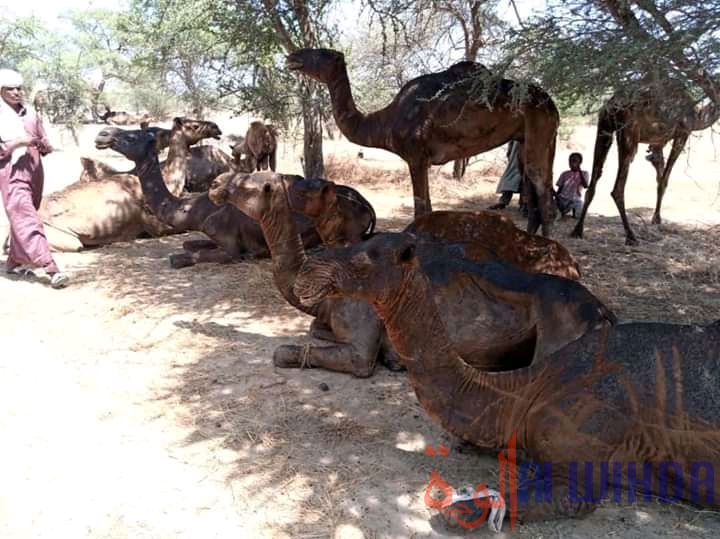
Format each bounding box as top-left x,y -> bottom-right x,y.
26,118 -> 217,252
95,121 -> 321,268
209,173 -> 614,378
294,232 -> 720,531
289,177 -> 580,279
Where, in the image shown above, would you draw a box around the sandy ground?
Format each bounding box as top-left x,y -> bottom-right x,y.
1,116 -> 720,538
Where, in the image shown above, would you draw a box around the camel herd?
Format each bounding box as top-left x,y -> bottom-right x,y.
22,47 -> 720,532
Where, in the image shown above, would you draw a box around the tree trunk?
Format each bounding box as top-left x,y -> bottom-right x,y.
301,80 -> 325,178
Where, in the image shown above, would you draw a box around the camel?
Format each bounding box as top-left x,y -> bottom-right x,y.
95,122 -> 321,268
286,48 -> 560,236
230,121 -> 278,172
24,118 -> 218,252
293,232 -> 720,531
208,173 -> 613,378
290,177 -> 580,279
571,86 -> 719,245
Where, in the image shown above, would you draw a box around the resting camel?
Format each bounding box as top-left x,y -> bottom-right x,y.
230,121 -> 278,172
95,121 -> 321,268
208,172 -> 612,378
294,232 -> 720,531
23,118 -> 216,252
290,177 -> 580,279
286,48 -> 560,236
571,86 -> 719,245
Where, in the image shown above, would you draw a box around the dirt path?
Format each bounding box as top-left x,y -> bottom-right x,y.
1,121 -> 720,538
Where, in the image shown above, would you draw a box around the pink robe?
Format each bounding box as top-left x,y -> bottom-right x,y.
0,104 -> 58,273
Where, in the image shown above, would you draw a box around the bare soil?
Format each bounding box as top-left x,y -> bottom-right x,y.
1,117 -> 720,538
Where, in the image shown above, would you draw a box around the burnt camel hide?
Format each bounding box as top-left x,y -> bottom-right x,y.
571,85 -> 719,245
293,232 -> 720,531
290,177 -> 580,279
286,48 -> 560,235
209,173 -> 614,378
230,121 -> 278,172
96,122 -> 320,268
20,119 -> 210,252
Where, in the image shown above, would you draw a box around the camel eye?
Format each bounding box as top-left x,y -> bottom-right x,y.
398,244 -> 415,263
263,183 -> 272,194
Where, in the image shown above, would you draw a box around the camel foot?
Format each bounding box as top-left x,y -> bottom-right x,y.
569,226 -> 584,239
169,252 -> 195,269
651,214 -> 662,225
380,348 -> 406,372
432,484 -> 506,532
273,345 -> 304,368
182,239 -> 218,252
625,236 -> 639,246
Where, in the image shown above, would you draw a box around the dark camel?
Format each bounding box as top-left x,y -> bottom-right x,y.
289,177 -> 581,280
95,121 -> 320,268
571,87 -> 719,245
209,173 -> 614,378
286,48 -> 560,235
293,232 -> 720,531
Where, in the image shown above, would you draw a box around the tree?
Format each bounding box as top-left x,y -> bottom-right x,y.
506,0 -> 720,114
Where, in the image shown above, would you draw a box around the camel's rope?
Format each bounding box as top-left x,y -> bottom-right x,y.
300,343 -> 312,369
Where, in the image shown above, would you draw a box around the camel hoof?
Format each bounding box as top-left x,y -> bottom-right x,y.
569,227 -> 583,239
380,351 -> 406,372
169,252 -> 195,269
651,215 -> 662,225
273,345 -> 303,368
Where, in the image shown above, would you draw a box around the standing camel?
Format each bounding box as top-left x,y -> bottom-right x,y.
571,86 -> 719,245
286,48 -> 560,236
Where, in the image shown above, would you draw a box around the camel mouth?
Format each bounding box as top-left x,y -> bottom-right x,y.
94,139 -> 113,150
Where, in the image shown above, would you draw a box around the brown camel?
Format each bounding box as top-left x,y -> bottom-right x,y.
571,86 -> 719,245
286,48 -> 560,235
230,121 -> 278,172
208,173 -> 613,378
289,177 -> 580,279
95,122 -> 321,268
26,118 -> 215,252
294,232 -> 720,531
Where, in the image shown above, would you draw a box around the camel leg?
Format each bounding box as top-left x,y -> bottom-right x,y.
524,126 -> 557,237
182,239 -> 219,252
652,134 -> 687,225
571,117 -> 615,239
409,160 -> 432,217
379,330 -> 406,372
272,299 -> 383,378
610,130 -> 640,245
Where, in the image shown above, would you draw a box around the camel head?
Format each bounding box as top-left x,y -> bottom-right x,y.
287,177 -> 337,219
208,171 -> 301,220
286,48 -> 346,84
171,116 -> 222,146
94,126 -> 158,163
79,157 -> 121,181
141,126 -> 172,152
294,232 -> 419,308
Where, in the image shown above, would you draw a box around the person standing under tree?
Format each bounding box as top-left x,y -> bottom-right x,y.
488,141 -> 528,217
0,68 -> 69,288
555,152 -> 589,218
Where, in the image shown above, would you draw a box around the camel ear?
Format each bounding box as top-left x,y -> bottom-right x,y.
397,243 -> 416,264
173,117 -> 184,128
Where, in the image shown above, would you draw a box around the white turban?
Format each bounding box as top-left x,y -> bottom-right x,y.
0,69 -> 23,88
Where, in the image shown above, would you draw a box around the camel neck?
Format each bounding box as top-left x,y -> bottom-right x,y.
164,130 -> 190,196
260,193 -> 318,317
327,67 -> 387,150
134,151 -> 185,227
376,266 -> 525,448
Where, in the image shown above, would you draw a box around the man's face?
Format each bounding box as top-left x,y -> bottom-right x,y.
569,156 -> 581,170
1,86 -> 24,107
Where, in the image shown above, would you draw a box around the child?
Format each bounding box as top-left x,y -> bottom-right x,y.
555,152 -> 589,218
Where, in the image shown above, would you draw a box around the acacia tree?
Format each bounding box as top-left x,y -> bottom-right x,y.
507,0 -> 720,113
